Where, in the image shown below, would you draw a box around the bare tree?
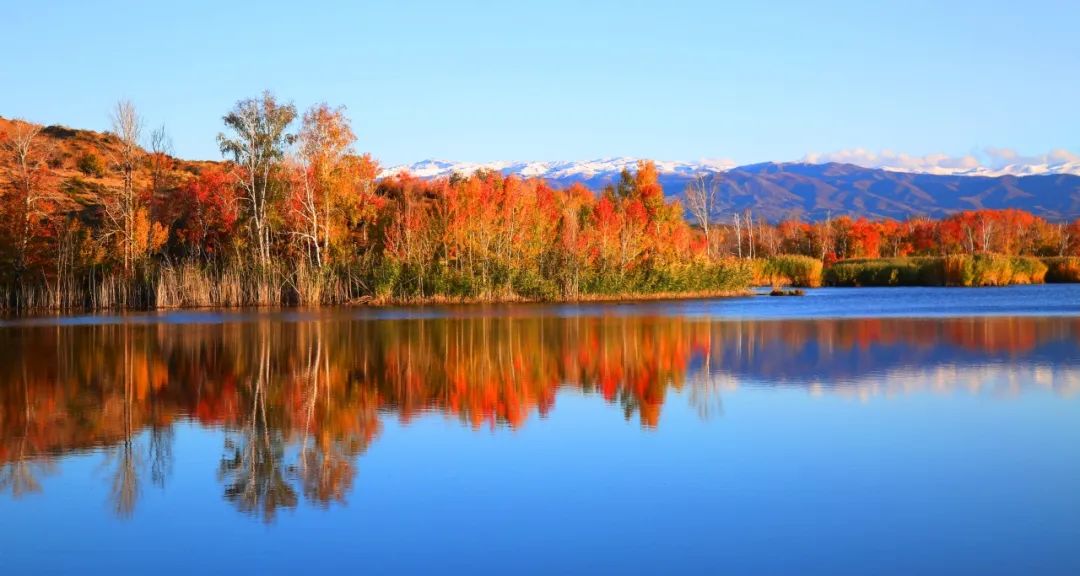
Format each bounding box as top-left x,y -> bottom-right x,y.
106,101 -> 144,276
732,213 -> 743,258
820,211 -> 832,259
148,124 -> 172,208
1058,222 -> 1072,257
218,92 -> 297,271
685,173 -> 719,258
962,215 -> 995,254
744,209 -> 755,259
980,219 -> 995,253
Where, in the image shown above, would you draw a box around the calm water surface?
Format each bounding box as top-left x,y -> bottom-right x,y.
1,285 -> 1079,575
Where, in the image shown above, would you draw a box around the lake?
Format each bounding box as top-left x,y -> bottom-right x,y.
1,285 -> 1079,575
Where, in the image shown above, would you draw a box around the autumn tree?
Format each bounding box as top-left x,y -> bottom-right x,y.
173,167 -> 240,258
290,103 -> 357,269
0,120 -> 54,289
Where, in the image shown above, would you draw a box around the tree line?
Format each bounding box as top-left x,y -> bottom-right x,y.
1,93 -> 1078,309
0,93 -> 746,310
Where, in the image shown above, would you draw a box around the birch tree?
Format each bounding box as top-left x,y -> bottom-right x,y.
732,213 -> 743,258
292,104 -> 355,269
218,92 -> 297,270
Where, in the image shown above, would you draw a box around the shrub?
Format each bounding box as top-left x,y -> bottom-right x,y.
1008,256 -> 1048,284
512,269 -> 559,300
77,152 -> 106,178
1042,257 -> 1080,283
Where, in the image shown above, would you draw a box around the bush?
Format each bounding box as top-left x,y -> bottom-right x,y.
77,152 -> 106,178
371,260 -> 401,299
825,257 -> 944,286
1041,257 -> 1080,283
1008,256 -> 1048,284
511,269 -> 559,300
756,255 -> 822,287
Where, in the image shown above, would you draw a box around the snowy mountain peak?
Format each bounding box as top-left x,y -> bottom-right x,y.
379,158 -> 738,181
380,154 -> 1080,182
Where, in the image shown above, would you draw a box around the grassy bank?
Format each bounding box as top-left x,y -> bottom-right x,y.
0,259 -> 754,312
824,255 -> 1049,287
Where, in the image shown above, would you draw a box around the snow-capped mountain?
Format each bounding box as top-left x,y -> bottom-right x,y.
381,156 -> 1080,182
379,157 -> 1080,222
380,157 -> 737,183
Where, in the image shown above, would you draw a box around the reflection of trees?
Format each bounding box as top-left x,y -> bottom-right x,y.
108,326 -> 139,518
216,324 -> 364,520
292,328 -> 358,506
219,333 -> 297,522
0,452 -> 50,497
0,364 -> 55,498
100,325 -> 174,518
0,314 -> 1078,520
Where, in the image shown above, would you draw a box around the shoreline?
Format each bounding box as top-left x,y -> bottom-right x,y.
352,289 -> 754,307
1,289 -> 756,316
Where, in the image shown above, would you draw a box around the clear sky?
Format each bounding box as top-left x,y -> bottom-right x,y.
3,0 -> 1078,166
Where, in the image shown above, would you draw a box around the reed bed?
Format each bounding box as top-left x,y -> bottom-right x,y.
1,258 -> 754,312
754,255 -> 823,288
825,257 -> 944,286
824,255 -> 1048,287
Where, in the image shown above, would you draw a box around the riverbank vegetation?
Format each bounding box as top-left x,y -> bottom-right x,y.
0,98 -> 751,311
823,255 -> 1050,287
754,255 -> 823,287
3,95 -> 1079,310
1042,257 -> 1080,283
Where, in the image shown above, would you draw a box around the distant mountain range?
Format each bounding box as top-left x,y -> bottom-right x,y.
382,158 -> 1080,221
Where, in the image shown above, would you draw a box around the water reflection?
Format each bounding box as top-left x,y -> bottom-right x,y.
1,314 -> 1078,521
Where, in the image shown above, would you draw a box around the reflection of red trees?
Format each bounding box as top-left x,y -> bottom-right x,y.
1,315 -> 1077,467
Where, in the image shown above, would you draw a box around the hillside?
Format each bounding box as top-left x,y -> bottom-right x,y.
6,116 -> 1080,222
0,116 -> 212,211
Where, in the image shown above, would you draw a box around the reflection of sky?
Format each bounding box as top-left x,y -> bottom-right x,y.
687,364 -> 1080,401
4,387 -> 1080,575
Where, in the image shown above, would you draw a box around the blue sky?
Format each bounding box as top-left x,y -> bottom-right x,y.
2,0 -> 1078,166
